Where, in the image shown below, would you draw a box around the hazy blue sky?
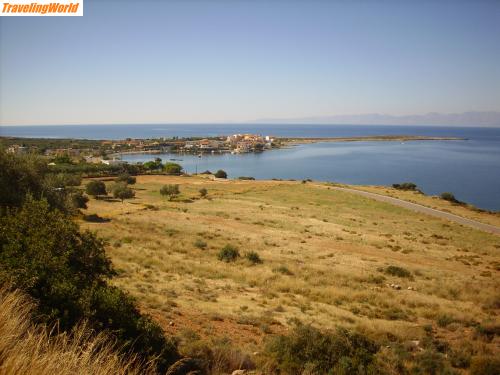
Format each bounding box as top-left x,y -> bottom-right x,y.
1,0 -> 499,125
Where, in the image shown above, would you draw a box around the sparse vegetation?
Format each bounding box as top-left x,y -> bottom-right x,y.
264,324 -> 379,374
217,244 -> 240,262
245,251 -> 262,264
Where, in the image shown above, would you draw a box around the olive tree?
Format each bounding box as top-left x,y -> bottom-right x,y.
160,184 -> 180,201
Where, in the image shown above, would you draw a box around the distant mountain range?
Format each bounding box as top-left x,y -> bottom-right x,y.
251,111 -> 500,127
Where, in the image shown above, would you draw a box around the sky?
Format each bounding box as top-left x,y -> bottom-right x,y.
1,0 -> 500,126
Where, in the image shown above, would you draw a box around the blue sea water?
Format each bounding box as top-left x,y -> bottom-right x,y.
1,124 -> 500,211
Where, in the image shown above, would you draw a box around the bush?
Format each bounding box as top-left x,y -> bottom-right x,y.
0,151 -> 77,213
194,239 -> 207,249
385,265 -> 412,278
164,163 -> 183,175
71,190 -> 89,209
200,170 -> 212,175
199,188 -> 208,198
160,184 -> 180,201
218,244 -> 240,262
238,176 -> 255,180
440,192 -> 461,203
86,180 -> 107,199
214,170 -> 227,179
115,173 -> 136,185
112,182 -> 135,203
470,356 -> 500,375
412,350 -> 450,375
392,182 -> 418,191
264,324 -> 379,374
245,251 -> 262,264
0,198 -> 179,372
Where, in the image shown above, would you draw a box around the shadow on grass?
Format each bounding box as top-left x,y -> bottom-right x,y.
83,214 -> 111,223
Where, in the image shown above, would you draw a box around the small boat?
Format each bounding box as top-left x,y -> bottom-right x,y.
198,153 -> 202,158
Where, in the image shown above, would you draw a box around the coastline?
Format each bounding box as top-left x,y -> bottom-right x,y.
281,135 -> 466,145
107,135 -> 466,156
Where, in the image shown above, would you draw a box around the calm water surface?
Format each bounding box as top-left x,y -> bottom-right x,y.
2,124 -> 500,210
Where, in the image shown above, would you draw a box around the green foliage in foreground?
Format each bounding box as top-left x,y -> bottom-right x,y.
264,324 -> 379,374
0,150 -> 85,214
0,199 -> 179,372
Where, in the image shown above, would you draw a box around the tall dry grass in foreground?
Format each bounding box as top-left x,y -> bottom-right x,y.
0,287 -> 154,375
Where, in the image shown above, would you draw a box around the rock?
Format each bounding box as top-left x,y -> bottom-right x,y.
232,370 -> 246,375
169,321 -> 175,326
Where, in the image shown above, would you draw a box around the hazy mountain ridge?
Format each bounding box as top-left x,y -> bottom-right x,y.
252,111 -> 500,126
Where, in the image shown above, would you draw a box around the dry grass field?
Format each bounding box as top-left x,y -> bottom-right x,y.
80,175 -> 500,366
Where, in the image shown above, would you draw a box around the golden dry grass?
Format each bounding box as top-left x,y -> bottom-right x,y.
0,287 -> 153,375
81,176 -> 500,357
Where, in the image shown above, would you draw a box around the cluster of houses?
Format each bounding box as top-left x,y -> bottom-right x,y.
183,134 -> 275,154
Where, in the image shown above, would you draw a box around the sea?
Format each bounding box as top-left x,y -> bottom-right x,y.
1,124 -> 500,211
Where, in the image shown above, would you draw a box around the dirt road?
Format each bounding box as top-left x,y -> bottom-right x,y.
332,186 -> 500,235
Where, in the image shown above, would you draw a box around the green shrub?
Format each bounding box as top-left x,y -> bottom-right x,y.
86,180 -> 107,199
71,190 -> 89,209
245,251 -> 262,264
0,198 -> 179,372
194,239 -> 207,249
199,188 -> 208,198
385,265 -> 412,278
160,184 -> 180,201
440,192 -> 460,203
0,151 -> 78,213
264,324 -> 379,374
164,162 -> 183,175
392,182 -> 418,191
218,244 -> 240,262
238,176 -> 255,180
111,182 -> 135,203
214,170 -> 227,179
